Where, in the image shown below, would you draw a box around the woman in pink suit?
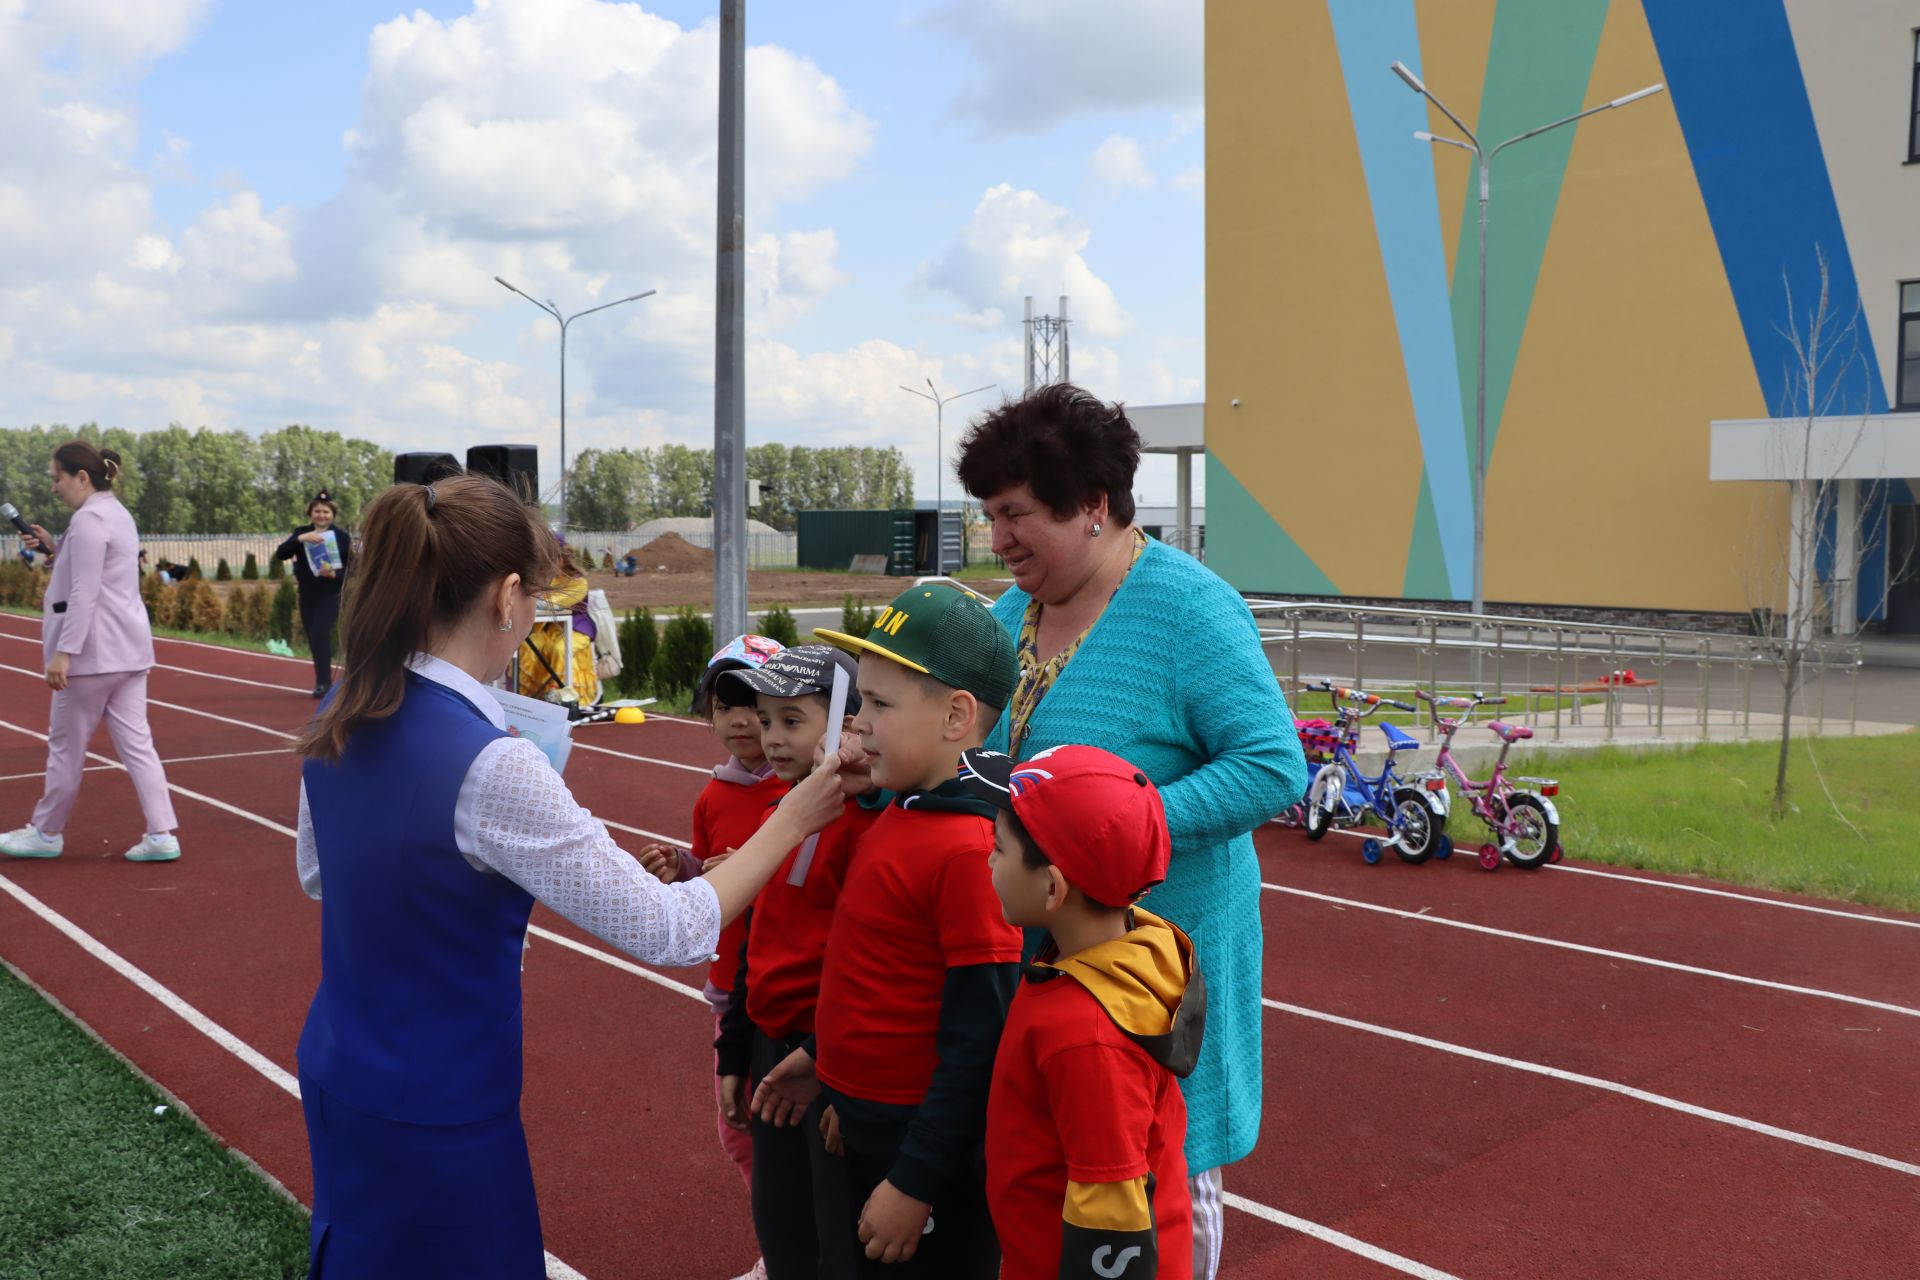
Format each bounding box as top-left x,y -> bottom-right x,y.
1,440 -> 181,863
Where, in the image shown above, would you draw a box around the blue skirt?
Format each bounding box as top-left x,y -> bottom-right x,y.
301,1069 -> 545,1279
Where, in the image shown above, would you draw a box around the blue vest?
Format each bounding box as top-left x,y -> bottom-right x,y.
298,673 -> 535,1124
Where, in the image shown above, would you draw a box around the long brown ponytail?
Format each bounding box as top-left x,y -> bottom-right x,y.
297,473 -> 557,762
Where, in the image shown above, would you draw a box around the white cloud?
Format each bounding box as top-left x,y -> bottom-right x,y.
921,183 -> 1130,337
919,0 -> 1201,135
1168,165 -> 1204,194
1089,134 -> 1155,192
0,0 -> 883,493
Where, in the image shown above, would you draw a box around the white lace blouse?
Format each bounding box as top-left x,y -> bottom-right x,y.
295,654 -> 720,968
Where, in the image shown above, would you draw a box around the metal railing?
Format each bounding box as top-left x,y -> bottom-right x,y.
1255,601 -> 1862,744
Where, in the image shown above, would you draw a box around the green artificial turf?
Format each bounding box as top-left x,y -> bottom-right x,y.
0,968 -> 310,1279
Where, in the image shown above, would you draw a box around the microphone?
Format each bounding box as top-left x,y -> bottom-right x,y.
1,502 -> 35,540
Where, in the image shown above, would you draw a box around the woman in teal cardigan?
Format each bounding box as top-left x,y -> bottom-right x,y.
958,383 -> 1307,1280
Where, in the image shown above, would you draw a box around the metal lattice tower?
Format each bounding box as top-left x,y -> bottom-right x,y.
1023,295 -> 1070,392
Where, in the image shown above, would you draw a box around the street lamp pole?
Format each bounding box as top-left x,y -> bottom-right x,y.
1390,61 -> 1661,677
899,379 -> 994,574
495,276 -> 656,529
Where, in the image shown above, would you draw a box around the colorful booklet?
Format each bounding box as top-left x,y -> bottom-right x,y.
304,529 -> 343,576
485,686 -> 574,774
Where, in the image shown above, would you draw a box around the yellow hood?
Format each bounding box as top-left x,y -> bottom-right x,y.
1037,909 -> 1206,1078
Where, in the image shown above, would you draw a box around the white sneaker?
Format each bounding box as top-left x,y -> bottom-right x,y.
727,1261 -> 769,1280
124,832 -> 181,862
0,825 -> 63,858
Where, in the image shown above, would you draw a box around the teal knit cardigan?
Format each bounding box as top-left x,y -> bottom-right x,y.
986,537 -> 1307,1172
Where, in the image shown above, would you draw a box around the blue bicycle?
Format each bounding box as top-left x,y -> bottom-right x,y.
1298,682 -> 1447,864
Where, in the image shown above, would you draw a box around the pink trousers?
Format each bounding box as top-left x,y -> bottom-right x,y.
33,671 -> 177,837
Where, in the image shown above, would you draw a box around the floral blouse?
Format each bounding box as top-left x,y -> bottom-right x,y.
1007,528 -> 1149,756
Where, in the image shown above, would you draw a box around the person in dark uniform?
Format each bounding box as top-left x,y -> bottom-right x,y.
274,490 -> 354,697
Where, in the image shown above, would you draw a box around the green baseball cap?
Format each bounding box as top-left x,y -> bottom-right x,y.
815,583 -> 1017,708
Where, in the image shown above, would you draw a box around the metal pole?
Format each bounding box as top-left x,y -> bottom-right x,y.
558,318 -> 568,529
935,397 -> 944,573
713,0 -> 748,645
1470,154 -> 1489,685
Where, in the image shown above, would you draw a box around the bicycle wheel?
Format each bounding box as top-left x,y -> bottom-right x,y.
1304,767 -> 1342,842
1500,794 -> 1559,869
1390,788 -> 1439,864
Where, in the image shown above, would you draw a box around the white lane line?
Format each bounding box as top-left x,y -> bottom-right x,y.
1221,1193 -> 1461,1279
0,613 -> 316,669
0,661 -> 301,740
0,871 -> 300,1092
0,873 -> 591,1280
527,926 -> 705,1001
0,748 -> 289,784
598,816 -> 691,850
1266,998 -> 1920,1178
1545,862 -> 1920,930
1263,881 -> 1920,1020
0,719 -> 298,838
573,741 -> 712,777
0,631 -> 312,694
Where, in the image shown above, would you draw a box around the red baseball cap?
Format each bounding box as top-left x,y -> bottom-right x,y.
958,745 -> 1171,908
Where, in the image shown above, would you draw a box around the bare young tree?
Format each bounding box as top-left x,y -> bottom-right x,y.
1748,249 -> 1898,819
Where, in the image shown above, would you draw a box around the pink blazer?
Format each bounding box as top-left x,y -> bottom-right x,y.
42,491 -> 155,676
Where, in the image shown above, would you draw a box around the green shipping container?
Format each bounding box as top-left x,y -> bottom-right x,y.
797,509 -> 968,576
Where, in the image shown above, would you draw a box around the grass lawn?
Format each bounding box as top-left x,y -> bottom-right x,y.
0,968 -> 310,1279
1540,730 -> 1920,914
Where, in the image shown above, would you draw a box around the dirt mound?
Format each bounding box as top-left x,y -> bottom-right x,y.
627,532 -> 716,574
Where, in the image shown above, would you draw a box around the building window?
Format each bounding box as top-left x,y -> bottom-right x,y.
1912,31 -> 1920,162
1901,281 -> 1920,410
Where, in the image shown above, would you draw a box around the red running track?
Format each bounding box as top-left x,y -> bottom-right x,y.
0,615 -> 1915,1278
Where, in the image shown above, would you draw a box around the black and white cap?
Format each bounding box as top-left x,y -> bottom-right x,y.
713,644 -> 862,712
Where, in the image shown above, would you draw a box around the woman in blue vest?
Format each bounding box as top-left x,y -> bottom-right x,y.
293,473 -> 846,1279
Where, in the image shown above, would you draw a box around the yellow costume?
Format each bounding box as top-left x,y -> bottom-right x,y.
517,574 -> 600,704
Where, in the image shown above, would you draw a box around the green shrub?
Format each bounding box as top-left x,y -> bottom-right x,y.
139,571 -> 165,622
241,552 -> 260,580
163,581 -> 196,631
215,558 -> 233,581
267,554 -> 285,580
189,582 -> 224,633
601,550 -> 615,570
841,593 -> 878,637
652,606 -> 712,699
269,579 -> 297,642
760,604 -> 800,648
236,584 -> 273,639
617,609 -> 659,697
0,561 -> 47,608
186,556 -> 203,581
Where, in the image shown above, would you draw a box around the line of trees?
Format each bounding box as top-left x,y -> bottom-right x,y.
567,443 -> 914,531
0,424 -> 393,535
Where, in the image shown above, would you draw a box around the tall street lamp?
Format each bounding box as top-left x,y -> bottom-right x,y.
1390,61 -> 1661,669
495,276 -> 656,529
899,379 -> 994,574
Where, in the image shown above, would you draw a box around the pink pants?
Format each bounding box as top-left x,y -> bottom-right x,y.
708,1001 -> 754,1195
33,671 -> 177,837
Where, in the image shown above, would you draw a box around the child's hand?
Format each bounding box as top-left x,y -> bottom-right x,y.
700,846 -> 737,875
718,1074 -> 749,1131
751,1047 -> 819,1127
636,843 -> 680,884
857,1180 -> 933,1264
834,737 -> 877,799
820,1104 -> 843,1157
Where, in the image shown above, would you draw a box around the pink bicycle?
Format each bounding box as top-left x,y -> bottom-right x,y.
1414,691 -> 1563,871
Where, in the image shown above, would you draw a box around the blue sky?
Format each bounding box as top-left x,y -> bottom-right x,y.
3,0 -> 1205,508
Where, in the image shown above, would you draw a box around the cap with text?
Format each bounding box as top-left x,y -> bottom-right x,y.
713,643 -> 862,711
814,582 -> 1016,709
958,744 -> 1171,908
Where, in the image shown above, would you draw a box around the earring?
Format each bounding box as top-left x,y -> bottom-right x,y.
1090,522 -> 1103,538
499,617 -> 514,632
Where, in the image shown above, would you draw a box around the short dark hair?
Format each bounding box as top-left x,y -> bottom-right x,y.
1002,809 -> 1049,873
956,383 -> 1140,526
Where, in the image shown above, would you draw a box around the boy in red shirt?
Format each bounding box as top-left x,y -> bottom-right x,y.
638,637 -> 786,1280
755,583 -> 1022,1277
711,643 -> 880,1277
959,744 -> 1205,1280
